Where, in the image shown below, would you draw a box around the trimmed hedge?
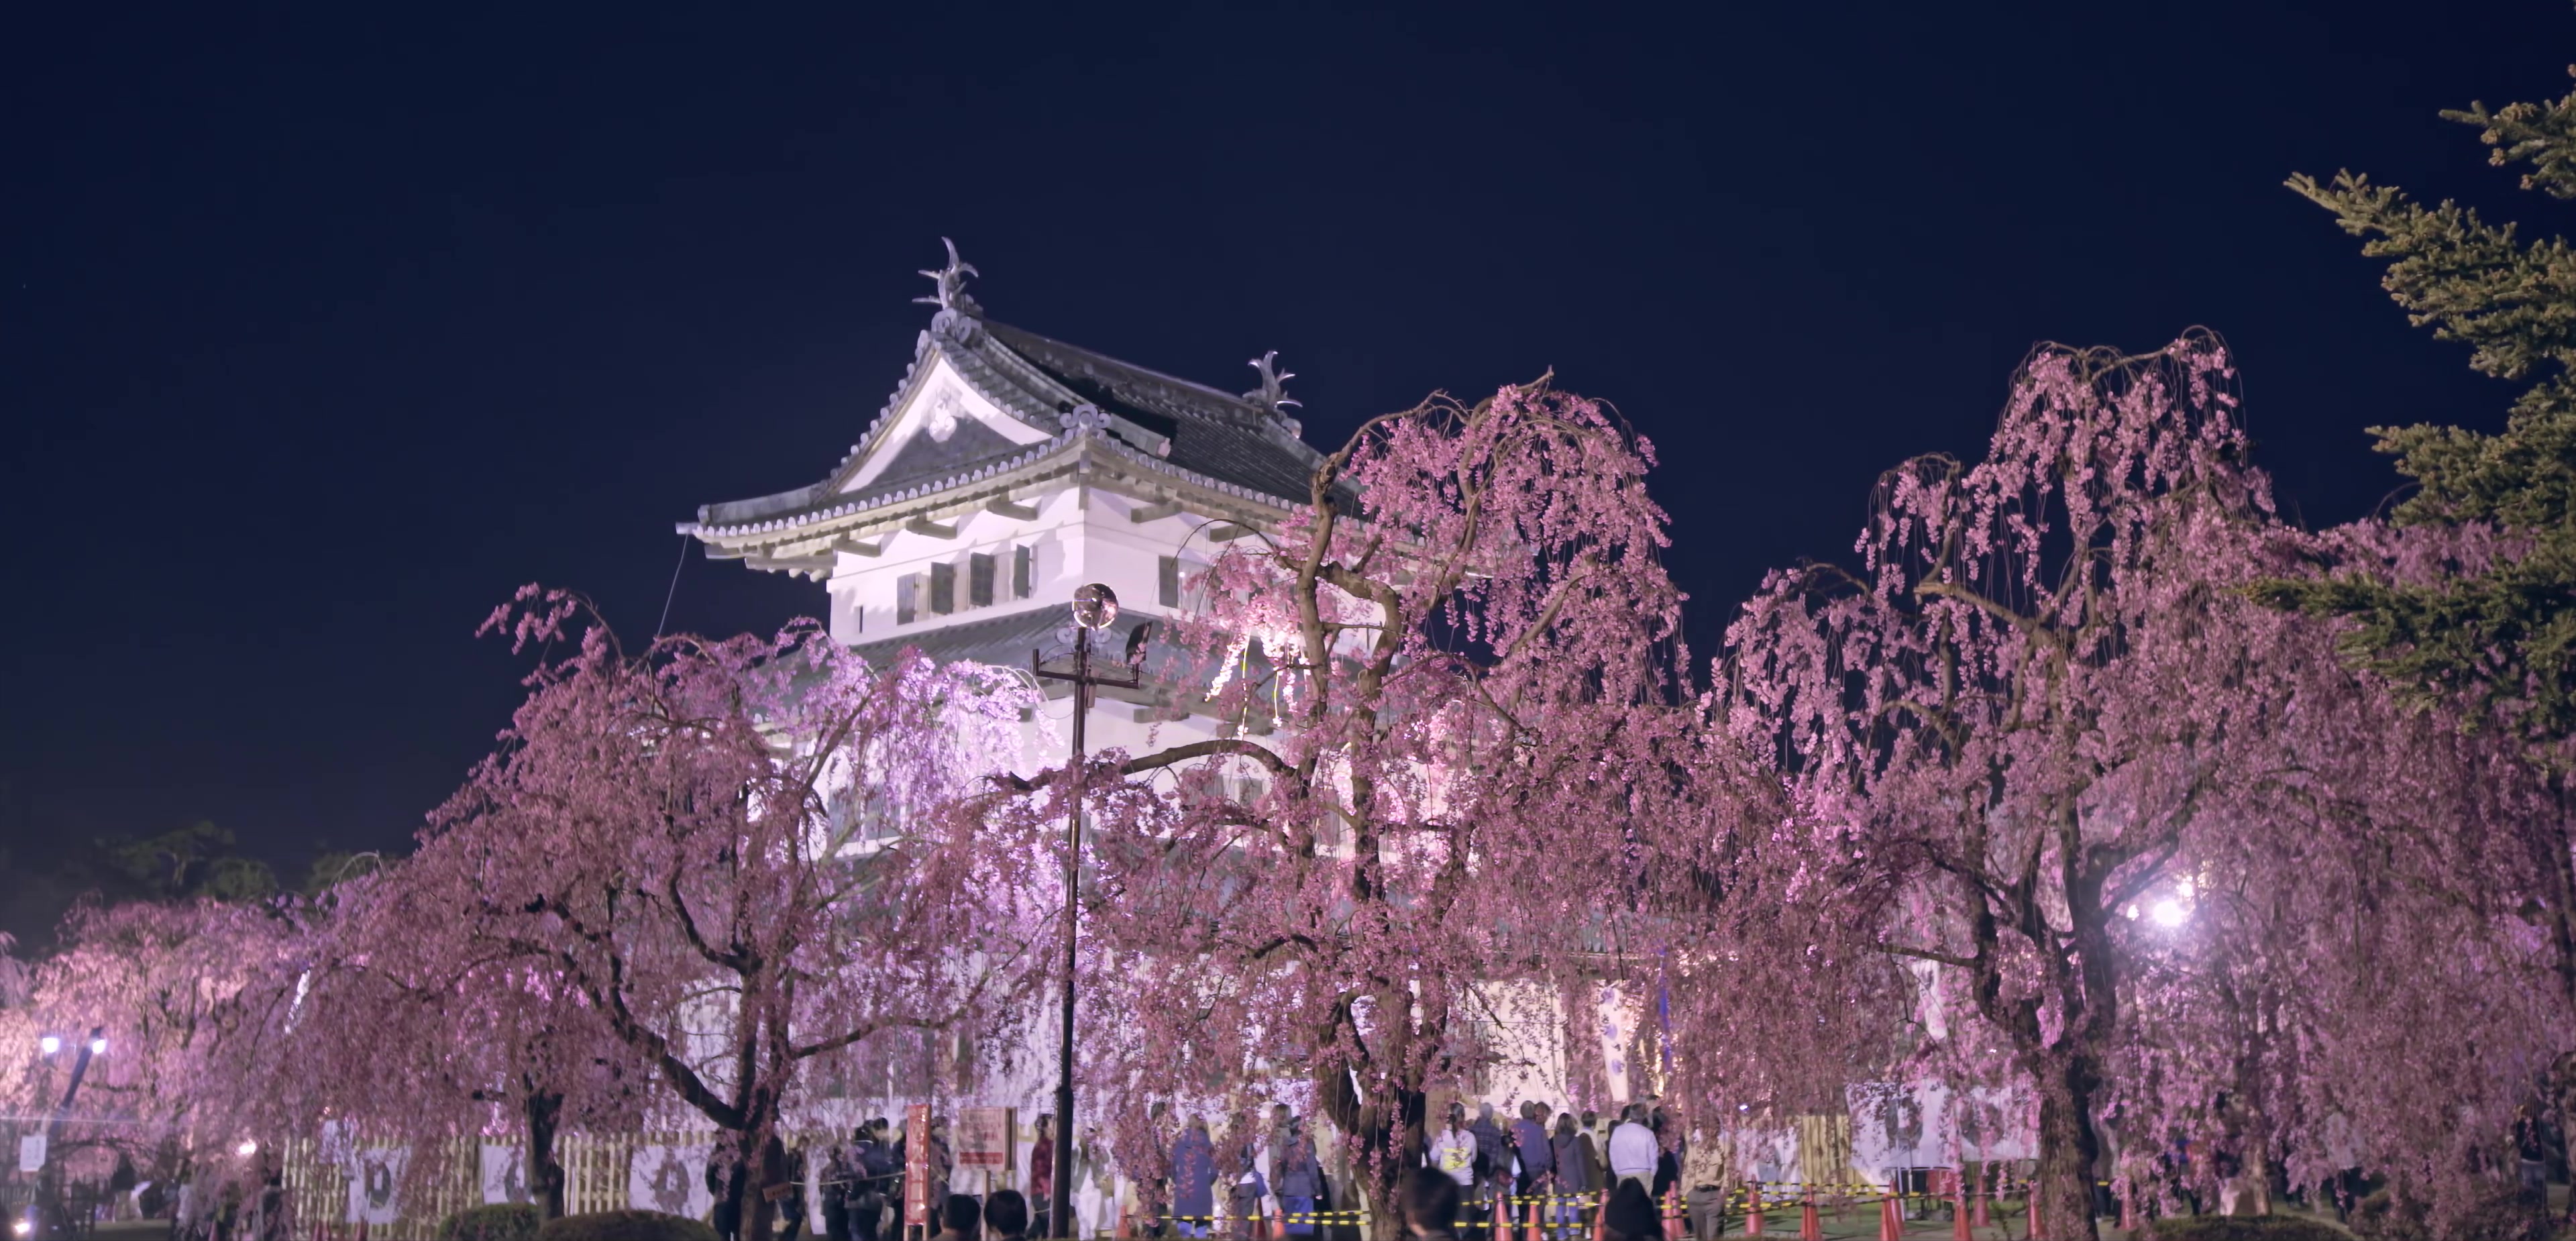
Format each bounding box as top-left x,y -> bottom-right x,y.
533,1211 -> 720,1241
2351,1187 -> 2553,1241
2143,1215 -> 2350,1241
439,1205 -> 543,1241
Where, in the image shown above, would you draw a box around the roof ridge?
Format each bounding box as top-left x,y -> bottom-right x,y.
981,319 -> 1269,424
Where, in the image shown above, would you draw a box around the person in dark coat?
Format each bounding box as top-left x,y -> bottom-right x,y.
1468,1105 -> 1509,1230
1602,1183 -> 1659,1241
934,1193 -> 983,1241
1225,1128 -> 1267,1241
1171,1119 -> 1218,1240
1399,1169 -> 1460,1241
985,1189 -> 1031,1241
1548,1115 -> 1589,1240
710,1146 -> 746,1241
1512,1104 -> 1556,1205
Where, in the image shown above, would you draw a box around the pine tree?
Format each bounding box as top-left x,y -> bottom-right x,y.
2263,71 -> 2576,743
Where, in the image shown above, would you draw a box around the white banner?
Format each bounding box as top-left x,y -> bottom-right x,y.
481,1145 -> 531,1205
348,1148 -> 407,1225
18,1134 -> 44,1173
629,1144 -> 712,1219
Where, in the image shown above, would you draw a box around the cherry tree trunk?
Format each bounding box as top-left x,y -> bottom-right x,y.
526,1089 -> 566,1221
2031,1053 -> 2103,1241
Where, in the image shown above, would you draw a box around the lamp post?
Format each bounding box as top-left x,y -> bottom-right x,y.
32,1026 -> 103,1240
1031,585 -> 1142,1239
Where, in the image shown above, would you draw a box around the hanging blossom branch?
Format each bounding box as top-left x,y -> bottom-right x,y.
977,378 -> 1764,1237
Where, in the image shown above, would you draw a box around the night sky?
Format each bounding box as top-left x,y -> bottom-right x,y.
4,3 -> 2565,921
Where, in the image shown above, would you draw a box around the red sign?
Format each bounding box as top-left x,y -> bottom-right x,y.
904,1104 -> 932,1228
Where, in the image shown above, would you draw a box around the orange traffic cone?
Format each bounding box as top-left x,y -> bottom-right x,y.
1970,1171 -> 1990,1229
1744,1184 -> 1765,1238
2118,1187 -> 2137,1234
1663,1190 -> 1683,1241
2026,1189 -> 2042,1241
1952,1176 -> 1972,1241
1593,1191 -> 1609,1241
1876,1195 -> 1901,1241
1800,1187 -> 1823,1240
1114,1203 -> 1134,1240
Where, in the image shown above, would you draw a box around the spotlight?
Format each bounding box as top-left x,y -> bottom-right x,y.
237,1140 -> 258,1158
87,1037 -> 107,1057
37,1036 -> 59,1055
15,1218 -> 33,1236
2150,899 -> 2188,928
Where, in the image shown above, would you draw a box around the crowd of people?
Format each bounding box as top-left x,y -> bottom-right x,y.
812,1098 -> 1706,1241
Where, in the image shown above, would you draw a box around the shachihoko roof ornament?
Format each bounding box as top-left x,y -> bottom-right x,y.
914,237 -> 981,317
1242,350 -> 1300,418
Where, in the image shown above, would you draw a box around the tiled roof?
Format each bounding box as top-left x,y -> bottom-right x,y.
690,312 -> 1327,537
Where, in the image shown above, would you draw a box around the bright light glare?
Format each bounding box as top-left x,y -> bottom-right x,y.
15,1219 -> 33,1236
236,1140 -> 258,1158
37,1036 -> 59,1055
2150,899 -> 2188,928
87,1037 -> 107,1056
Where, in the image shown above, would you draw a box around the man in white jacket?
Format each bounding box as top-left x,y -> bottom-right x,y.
1606,1105 -> 1659,1193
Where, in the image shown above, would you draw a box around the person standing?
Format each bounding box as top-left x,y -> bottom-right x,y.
1605,1107 -> 1656,1195
1549,1115 -> 1588,1241
1678,1130 -> 1727,1241
1511,1104 -> 1554,1234
1566,1112 -> 1587,1225
1275,1126 -> 1321,1239
1428,1105 -> 1477,1192
772,1138 -> 810,1241
1141,1103 -> 1178,1238
710,1146 -> 747,1241
1226,1123 -> 1268,1241
822,1138 -> 855,1241
1469,1104 -> 1509,1230
1030,1116 -> 1057,1238
857,1121 -> 897,1241
1172,1120 -> 1218,1241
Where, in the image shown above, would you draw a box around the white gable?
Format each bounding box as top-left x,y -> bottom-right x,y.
841,353 -> 1051,494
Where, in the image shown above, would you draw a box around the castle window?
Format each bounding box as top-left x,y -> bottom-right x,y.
969,553 -> 995,608
929,561 -> 956,614
1013,545 -> 1034,600
1159,555 -> 1181,607
896,576 -> 918,625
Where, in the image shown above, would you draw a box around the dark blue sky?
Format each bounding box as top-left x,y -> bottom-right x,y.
3,2 -> 2565,885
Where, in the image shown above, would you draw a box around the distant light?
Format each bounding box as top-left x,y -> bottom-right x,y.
15,1218 -> 33,1236
87,1037 -> 107,1056
236,1140 -> 259,1158
2150,900 -> 2188,928
37,1036 -> 59,1055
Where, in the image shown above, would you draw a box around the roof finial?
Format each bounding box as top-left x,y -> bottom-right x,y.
1242,350 -> 1301,417
914,237 -> 981,317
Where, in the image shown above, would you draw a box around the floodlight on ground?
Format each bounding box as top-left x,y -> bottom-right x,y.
37,1036 -> 58,1056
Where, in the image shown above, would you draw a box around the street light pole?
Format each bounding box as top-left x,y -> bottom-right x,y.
1032,586 -> 1138,1240
36,1026 -> 103,1240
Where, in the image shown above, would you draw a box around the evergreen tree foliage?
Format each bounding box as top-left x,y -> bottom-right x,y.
2263,70 -> 2576,743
